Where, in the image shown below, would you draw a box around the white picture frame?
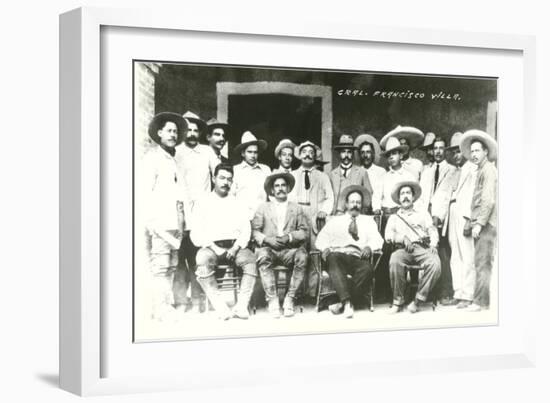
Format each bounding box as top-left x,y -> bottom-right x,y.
59,6 -> 537,396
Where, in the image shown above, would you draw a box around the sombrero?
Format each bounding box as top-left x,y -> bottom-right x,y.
380,125 -> 425,150
263,172 -> 296,195
419,132 -> 436,151
294,141 -> 321,159
182,111 -> 207,134
459,129 -> 498,161
445,132 -> 463,151
333,134 -> 357,150
233,131 -> 268,154
274,139 -> 297,158
391,180 -> 422,205
148,112 -> 188,146
354,133 -> 382,164
383,136 -> 409,157
338,185 -> 372,211
206,118 -> 231,134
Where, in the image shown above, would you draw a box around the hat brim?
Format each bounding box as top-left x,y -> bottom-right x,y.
459,131 -> 498,162
333,144 -> 358,151
207,122 -> 231,134
338,185 -> 372,211
381,127 -> 424,149
233,139 -> 268,155
274,142 -> 297,158
295,143 -> 321,159
383,144 -> 409,157
264,172 -> 296,195
354,134 -> 382,164
148,112 -> 188,146
391,181 -> 422,205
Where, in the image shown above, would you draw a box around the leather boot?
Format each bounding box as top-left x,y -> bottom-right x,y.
197,274 -> 231,320
232,274 -> 256,319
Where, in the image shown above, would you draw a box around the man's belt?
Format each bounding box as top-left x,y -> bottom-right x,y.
298,202 -> 311,206
382,207 -> 399,215
393,237 -> 431,250
214,239 -> 236,249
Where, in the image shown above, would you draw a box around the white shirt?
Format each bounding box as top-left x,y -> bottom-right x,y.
381,166 -> 416,209
190,191 -> 251,249
175,143 -> 219,203
140,146 -> 189,231
384,207 -> 438,247
315,213 -> 384,257
364,164 -> 386,211
232,161 -> 271,220
402,157 -> 424,181
273,200 -> 289,236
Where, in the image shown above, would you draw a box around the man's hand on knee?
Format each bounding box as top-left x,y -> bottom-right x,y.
361,246 -> 372,260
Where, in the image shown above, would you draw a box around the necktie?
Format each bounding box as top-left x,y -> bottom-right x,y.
304,170 -> 311,190
434,163 -> 440,192
341,166 -> 349,178
348,216 -> 359,241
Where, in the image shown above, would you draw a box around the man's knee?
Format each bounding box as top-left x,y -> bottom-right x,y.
195,248 -> 216,278
237,248 -> 258,276
389,250 -> 407,271
294,247 -> 308,269
255,247 -> 273,266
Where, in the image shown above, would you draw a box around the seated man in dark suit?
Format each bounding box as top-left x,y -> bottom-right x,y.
252,173 -> 310,318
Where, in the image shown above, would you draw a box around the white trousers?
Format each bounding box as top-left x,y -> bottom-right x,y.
448,203 -> 476,301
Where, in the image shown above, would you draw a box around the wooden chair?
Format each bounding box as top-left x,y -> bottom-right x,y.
214,263 -> 240,306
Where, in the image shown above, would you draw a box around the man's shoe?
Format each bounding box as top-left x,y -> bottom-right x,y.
343,301 -> 354,319
268,298 -> 281,318
328,302 -> 343,315
407,300 -> 419,313
439,297 -> 458,306
282,297 -> 295,318
388,305 -> 401,314
232,305 -> 250,320
456,300 -> 471,309
465,303 -> 482,312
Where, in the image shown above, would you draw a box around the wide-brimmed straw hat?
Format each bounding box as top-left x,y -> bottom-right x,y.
354,133 -> 382,164
182,111 -> 207,134
294,141 -> 321,159
264,172 -> 296,195
274,139 -> 297,158
419,132 -> 436,151
206,118 -> 231,134
233,131 -> 268,155
445,132 -> 463,150
383,136 -> 409,157
391,180 -> 422,205
338,185 -> 372,211
333,134 -> 357,150
148,112 -> 188,146
380,125 -> 425,150
459,129 -> 498,161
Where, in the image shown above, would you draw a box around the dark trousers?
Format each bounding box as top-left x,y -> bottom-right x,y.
173,231 -> 201,305
435,231 -> 453,300
326,252 -> 374,304
473,224 -> 497,307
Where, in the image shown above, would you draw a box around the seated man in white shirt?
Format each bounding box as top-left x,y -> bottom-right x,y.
315,185 -> 384,318
252,173 -> 309,318
385,181 -> 441,314
190,164 -> 257,320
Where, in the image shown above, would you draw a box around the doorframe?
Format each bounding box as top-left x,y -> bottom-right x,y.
217,81 -> 333,173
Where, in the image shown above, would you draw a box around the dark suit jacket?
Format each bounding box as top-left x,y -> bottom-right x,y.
252,201 -> 309,247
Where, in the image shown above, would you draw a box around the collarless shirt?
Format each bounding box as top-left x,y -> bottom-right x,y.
190,191 -> 251,249
273,200 -> 289,236
315,213 -> 383,257
232,160 -> 271,220
384,207 -> 438,247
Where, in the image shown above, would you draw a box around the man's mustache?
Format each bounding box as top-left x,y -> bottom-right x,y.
276,190 -> 287,195
402,198 -> 411,203
350,206 -> 360,211
186,135 -> 198,141
303,156 -> 313,160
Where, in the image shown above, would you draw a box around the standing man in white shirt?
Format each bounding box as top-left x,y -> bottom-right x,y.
273,139 -> 296,173
354,133 -> 386,215
141,112 -> 188,321
444,132 -> 478,309
419,136 -> 456,305
190,164 -> 258,320
315,185 -> 384,318
231,131 -> 272,220
380,125 -> 425,181
419,132 -> 436,171
385,181 -> 441,314
174,111 -> 220,313
329,134 -> 373,215
252,173 -> 309,317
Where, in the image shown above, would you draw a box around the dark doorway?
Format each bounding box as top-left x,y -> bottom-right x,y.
227,94 -> 322,169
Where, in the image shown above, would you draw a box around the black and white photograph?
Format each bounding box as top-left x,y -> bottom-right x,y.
133,61 -> 498,341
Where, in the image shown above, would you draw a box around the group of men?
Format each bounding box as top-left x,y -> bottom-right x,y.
142,109 -> 498,321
